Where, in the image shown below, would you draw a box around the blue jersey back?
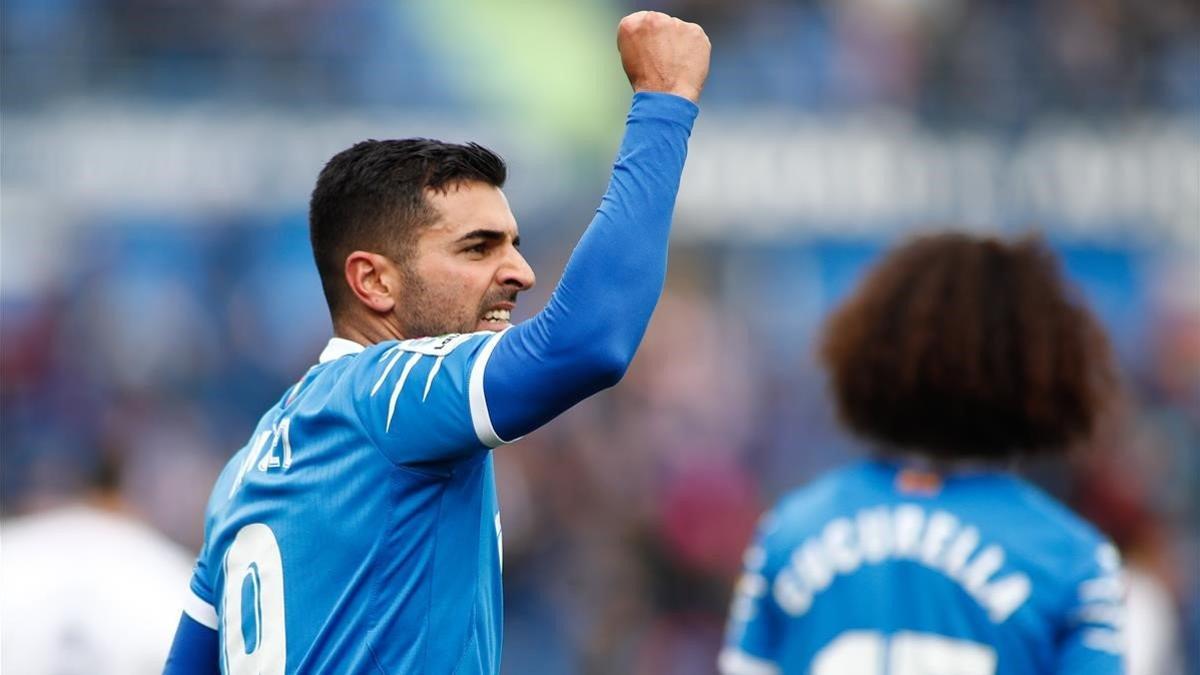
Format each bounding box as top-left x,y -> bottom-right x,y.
721,460 -> 1125,675
187,332 -> 510,674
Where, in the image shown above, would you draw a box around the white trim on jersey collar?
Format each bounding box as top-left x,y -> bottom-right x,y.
319,337 -> 366,364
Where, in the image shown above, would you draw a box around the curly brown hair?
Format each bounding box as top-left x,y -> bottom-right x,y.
819,232 -> 1117,460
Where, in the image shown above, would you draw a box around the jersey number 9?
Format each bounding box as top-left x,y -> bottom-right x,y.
223,523 -> 288,674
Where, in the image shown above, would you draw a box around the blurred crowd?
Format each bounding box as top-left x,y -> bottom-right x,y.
668,0 -> 1200,123
4,0 -> 1199,123
2,0 -> 1198,674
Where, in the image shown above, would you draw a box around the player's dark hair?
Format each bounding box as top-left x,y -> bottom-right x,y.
309,139 -> 507,315
819,232 -> 1117,460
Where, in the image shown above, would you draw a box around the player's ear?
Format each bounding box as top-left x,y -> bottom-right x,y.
344,251 -> 398,314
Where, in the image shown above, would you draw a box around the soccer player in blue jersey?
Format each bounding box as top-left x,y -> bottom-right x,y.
163,12 -> 709,674
720,234 -> 1127,675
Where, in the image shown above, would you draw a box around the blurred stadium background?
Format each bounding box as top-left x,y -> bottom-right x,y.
1,0 -> 1197,673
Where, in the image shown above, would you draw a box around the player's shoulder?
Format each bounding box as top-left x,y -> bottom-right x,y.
1001,473 -> 1110,551
303,332 -> 498,408
341,331 -> 501,381
773,461 -> 883,516
760,462 -> 880,547
392,331 -> 500,356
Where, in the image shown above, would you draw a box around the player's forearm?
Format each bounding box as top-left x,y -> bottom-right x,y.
484,92 -> 698,440
546,91 -> 698,369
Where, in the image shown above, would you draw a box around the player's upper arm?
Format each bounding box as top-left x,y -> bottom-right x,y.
1056,542 -> 1127,674
183,544 -> 219,631
355,331 -> 511,466
166,547 -> 220,675
163,611 -> 220,675
720,511 -> 786,675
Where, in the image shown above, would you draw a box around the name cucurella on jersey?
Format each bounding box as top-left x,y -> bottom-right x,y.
740,504 -> 1034,624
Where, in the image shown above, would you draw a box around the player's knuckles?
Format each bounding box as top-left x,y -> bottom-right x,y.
679,22 -> 708,44
626,10 -> 677,37
619,10 -> 649,25
619,10 -> 657,32
617,13 -> 648,41
640,10 -> 671,26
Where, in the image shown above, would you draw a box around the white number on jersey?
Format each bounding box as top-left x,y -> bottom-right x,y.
223,523 -> 287,674
814,630 -> 997,675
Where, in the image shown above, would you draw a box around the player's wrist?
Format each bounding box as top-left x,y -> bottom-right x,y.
631,82 -> 702,104
629,91 -> 700,126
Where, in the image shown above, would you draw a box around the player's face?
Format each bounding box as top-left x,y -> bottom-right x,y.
397,181 -> 535,338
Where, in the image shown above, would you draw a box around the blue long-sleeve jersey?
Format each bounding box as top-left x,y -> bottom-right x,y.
165,92 -> 698,674
720,460 -> 1126,675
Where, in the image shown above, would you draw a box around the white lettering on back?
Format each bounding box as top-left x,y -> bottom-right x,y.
771,505 -> 1031,624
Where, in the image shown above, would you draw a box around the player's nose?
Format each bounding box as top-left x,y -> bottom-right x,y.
500,248 -> 536,291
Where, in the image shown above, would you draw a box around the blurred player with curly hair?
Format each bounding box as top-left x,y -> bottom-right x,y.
721,233 -> 1125,675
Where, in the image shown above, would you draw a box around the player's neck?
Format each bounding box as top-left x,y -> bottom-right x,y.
874,449 -> 1013,476
333,316 -> 405,347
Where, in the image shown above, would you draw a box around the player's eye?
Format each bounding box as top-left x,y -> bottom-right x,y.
463,242 -> 488,255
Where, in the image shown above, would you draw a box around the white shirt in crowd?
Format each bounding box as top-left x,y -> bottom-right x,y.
2,503 -> 194,675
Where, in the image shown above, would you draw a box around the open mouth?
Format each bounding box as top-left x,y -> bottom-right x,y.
481,308 -> 512,323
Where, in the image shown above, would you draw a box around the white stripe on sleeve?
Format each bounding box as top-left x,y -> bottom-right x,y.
182,587 -> 219,630
468,328 -> 513,448
371,347 -> 404,396
422,355 -> 446,401
384,353 -> 423,433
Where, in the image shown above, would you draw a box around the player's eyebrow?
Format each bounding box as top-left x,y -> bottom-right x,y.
458,229 -> 521,247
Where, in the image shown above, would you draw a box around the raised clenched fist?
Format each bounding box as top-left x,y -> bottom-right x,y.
617,11 -> 711,104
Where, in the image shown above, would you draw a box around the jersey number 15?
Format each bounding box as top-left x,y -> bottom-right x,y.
815,631 -> 997,675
